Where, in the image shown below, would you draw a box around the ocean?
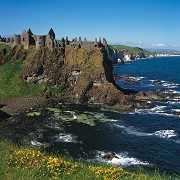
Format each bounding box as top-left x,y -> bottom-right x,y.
1,56 -> 180,174
40,56 -> 180,174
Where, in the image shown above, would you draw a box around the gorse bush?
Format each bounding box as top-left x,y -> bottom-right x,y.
0,141 -> 179,180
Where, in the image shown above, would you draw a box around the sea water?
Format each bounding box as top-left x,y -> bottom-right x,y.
43,56 -> 180,174
1,56 -> 180,174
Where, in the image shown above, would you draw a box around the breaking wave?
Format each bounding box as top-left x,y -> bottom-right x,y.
112,124 -> 178,140
153,130 -> 177,139
93,151 -> 149,166
134,105 -> 180,117
51,133 -> 75,143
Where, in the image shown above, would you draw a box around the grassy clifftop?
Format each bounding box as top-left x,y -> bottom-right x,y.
0,60 -> 46,98
0,43 -> 12,51
0,45 -> 155,110
110,44 -> 153,55
0,45 -> 135,109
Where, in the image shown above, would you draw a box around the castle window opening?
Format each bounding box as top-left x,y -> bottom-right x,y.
23,38 -> 25,41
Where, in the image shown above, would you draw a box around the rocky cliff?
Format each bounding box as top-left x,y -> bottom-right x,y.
107,45 -> 154,63
0,45 -> 160,110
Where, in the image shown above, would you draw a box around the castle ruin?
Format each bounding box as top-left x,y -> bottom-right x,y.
13,28 -> 108,51
0,35 -> 14,43
14,28 -> 58,51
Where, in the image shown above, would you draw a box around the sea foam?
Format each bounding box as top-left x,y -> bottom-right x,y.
153,130 -> 177,138
94,151 -> 149,166
51,133 -> 74,143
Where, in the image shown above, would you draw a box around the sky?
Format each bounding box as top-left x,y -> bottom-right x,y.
0,0 -> 180,50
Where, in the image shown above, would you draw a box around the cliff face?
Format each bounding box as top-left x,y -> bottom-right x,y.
107,45 -> 153,63
0,45 -> 156,110
63,47 -> 131,106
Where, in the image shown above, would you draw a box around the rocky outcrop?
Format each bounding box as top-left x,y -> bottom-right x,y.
0,45 -> 162,111
107,46 -> 153,63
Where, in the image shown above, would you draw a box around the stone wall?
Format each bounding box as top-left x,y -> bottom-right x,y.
13,28 -> 108,51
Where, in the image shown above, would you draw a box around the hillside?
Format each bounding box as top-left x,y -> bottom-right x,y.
0,42 -> 13,50
0,45 -> 162,112
110,44 -> 153,55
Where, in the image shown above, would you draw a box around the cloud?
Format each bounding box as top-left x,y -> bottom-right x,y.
152,43 -> 166,47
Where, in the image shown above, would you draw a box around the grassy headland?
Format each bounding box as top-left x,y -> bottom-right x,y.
110,44 -> 154,56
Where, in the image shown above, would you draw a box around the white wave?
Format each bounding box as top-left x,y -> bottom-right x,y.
94,151 -> 149,166
136,106 -> 166,115
31,140 -> 43,146
135,105 -> 179,117
166,97 -> 180,101
128,76 -> 144,81
153,130 -> 177,138
150,80 -> 166,83
109,119 -> 118,122
164,90 -> 180,94
113,124 -> 152,137
73,114 -> 77,119
150,79 -> 179,88
113,124 -> 178,140
162,82 -> 178,88
168,101 -> 180,105
52,133 -> 74,143
172,109 -> 180,112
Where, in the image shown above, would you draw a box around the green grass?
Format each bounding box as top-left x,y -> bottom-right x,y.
0,140 -> 179,180
110,45 -> 153,55
0,43 -> 12,51
0,60 -> 47,98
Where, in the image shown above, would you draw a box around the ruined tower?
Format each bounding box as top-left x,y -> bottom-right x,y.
21,29 -> 36,50
13,34 -> 21,46
36,35 -> 46,50
45,28 -> 56,51
48,28 -> 55,40
65,36 -> 69,45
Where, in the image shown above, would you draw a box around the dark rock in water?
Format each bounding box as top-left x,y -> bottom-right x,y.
153,80 -> 164,85
120,74 -> 141,85
102,152 -> 119,161
0,109 -> 11,119
123,78 -> 141,85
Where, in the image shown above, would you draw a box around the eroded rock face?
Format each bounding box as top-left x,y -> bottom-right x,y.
0,45 -> 160,110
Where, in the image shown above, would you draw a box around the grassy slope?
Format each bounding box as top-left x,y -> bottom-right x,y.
0,140 -> 178,180
110,45 -> 153,55
0,60 -> 46,98
0,43 -> 12,51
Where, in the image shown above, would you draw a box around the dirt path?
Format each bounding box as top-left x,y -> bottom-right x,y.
0,97 -> 48,115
